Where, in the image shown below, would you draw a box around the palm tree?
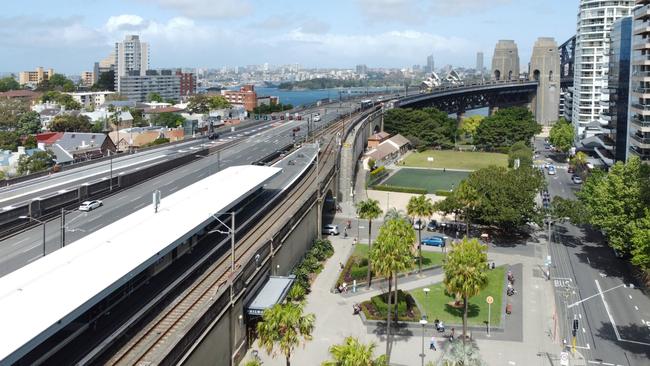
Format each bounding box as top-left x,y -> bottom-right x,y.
256,302 -> 315,366
443,238 -> 489,343
455,181 -> 480,237
383,207 -> 408,222
356,199 -> 383,288
570,151 -> 588,173
407,194 -> 435,273
440,340 -> 486,366
321,336 -> 387,366
370,218 -> 415,363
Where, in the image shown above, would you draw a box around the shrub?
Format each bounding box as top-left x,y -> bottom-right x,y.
292,266 -> 311,292
350,265 -> 368,280
371,185 -> 428,195
287,283 -> 306,302
435,190 -> 453,197
302,253 -> 321,273
363,290 -> 420,321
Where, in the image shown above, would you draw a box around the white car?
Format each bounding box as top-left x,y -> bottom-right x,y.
322,224 -> 339,235
547,166 -> 556,175
413,219 -> 426,230
79,200 -> 103,211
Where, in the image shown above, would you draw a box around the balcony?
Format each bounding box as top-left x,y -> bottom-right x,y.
632,116 -> 650,132
631,133 -> 650,149
629,146 -> 650,161
631,103 -> 650,116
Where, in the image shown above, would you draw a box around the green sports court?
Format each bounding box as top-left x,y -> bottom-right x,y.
381,168 -> 469,193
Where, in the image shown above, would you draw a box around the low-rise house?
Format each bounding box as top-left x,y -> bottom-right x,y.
109,127 -> 184,152
82,108 -> 134,129
0,90 -> 42,103
67,91 -> 115,109
365,134 -> 411,167
36,132 -> 116,164
367,132 -> 391,149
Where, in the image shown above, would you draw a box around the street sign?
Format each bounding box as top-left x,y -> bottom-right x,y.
559,351 -> 569,366
486,296 -> 494,304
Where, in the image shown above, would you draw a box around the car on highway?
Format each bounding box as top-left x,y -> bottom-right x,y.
571,175 -> 583,184
426,220 -> 438,231
413,219 -> 425,230
322,224 -> 340,236
547,166 -> 556,175
79,200 -> 103,211
421,236 -> 446,247
208,133 -> 220,140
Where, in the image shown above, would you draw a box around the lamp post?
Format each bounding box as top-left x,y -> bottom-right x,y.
419,317 -> 428,366
109,150 -> 114,191
60,208 -> 77,248
19,215 -> 46,257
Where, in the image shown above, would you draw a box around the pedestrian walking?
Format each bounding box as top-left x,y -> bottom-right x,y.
429,336 -> 436,350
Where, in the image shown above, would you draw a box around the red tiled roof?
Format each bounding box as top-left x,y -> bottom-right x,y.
36,132 -> 64,145
143,107 -> 184,114
0,90 -> 41,99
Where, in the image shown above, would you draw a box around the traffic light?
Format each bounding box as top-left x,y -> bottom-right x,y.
572,329 -> 577,337
573,319 -> 579,331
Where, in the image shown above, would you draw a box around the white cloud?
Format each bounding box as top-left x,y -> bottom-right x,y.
0,16 -> 105,48
265,29 -> 473,65
138,0 -> 253,19
430,0 -> 512,16
355,0 -> 513,23
105,14 -> 149,33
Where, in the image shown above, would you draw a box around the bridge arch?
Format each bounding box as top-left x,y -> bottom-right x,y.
533,69 -> 541,81
494,70 -> 501,81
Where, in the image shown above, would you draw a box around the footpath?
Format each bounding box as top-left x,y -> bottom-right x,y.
242,231 -> 564,365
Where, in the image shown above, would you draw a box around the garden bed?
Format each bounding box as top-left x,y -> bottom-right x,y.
361,290 -> 422,322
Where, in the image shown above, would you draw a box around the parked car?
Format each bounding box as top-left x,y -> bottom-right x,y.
322,224 -> 339,235
421,236 -> 446,247
567,166 -> 575,174
572,175 -> 583,184
426,220 -> 438,231
413,219 -> 426,230
79,200 -> 103,211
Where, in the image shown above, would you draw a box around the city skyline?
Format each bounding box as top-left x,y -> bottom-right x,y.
0,0 -> 576,73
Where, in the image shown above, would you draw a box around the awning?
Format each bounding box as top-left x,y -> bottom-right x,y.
246,276 -> 295,316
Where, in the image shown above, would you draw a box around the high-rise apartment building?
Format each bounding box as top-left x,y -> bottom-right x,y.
559,36 -> 576,120
598,16 -> 633,166
356,64 -> 368,76
426,55 -> 435,74
115,35 -> 149,91
476,52 -> 484,73
118,69 -> 180,102
572,0 -> 634,140
630,0 -> 650,162
176,70 -> 197,97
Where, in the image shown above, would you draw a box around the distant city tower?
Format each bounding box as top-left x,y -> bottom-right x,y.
491,40 -> 520,81
476,52 -> 484,73
529,37 -> 561,125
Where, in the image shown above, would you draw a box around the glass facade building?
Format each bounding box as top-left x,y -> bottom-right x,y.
630,0 -> 650,162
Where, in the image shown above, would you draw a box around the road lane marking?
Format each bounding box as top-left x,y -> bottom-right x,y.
582,327 -> 586,333
629,294 -> 633,299
587,361 -> 599,365
602,363 -> 614,366
595,279 -> 621,340
635,305 -> 639,311
169,186 -> 178,192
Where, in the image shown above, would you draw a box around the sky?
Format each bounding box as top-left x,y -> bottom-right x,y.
0,0 -> 578,74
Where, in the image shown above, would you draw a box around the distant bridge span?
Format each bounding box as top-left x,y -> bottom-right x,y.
396,80 -> 540,118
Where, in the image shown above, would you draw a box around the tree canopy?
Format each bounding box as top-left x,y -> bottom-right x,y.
549,118 -> 574,153
37,74 -> 76,92
322,337 -> 387,366
17,150 -> 55,175
0,131 -> 22,151
148,92 -> 163,103
152,112 -> 185,128
0,99 -> 29,130
436,166 -> 544,231
459,115 -> 484,140
41,91 -> 82,110
0,77 -> 20,92
384,108 -> 457,149
474,107 -> 541,148
187,94 -> 232,114
256,302 -> 315,366
50,114 -> 92,132
508,141 -> 533,169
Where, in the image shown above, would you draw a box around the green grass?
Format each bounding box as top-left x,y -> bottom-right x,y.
404,150 -> 508,170
410,266 -> 506,327
382,168 -> 469,193
337,244 -> 445,286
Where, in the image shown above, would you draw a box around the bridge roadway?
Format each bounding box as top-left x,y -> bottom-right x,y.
0,102 -> 357,277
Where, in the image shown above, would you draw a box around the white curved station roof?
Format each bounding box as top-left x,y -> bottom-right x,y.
0,165 -> 281,364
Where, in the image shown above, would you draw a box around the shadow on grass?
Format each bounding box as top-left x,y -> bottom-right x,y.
443,302 -> 480,319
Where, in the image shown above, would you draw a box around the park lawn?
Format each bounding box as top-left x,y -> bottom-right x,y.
337,244 -> 445,286
382,168 -> 469,193
403,150 -> 508,170
410,266 -> 506,327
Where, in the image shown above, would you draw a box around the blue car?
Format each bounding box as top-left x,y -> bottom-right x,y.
421,236 -> 446,247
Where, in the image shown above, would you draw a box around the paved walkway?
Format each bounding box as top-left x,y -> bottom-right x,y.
241,232 -> 564,365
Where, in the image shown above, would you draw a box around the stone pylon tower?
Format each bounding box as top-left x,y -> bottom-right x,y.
530,37 -> 560,125
491,40 -> 520,81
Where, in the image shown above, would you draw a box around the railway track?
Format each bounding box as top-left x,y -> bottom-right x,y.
105,114 -> 348,366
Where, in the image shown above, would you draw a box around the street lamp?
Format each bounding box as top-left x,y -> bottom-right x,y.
19,215 -> 46,257
419,317 -> 428,366
60,208 -> 81,248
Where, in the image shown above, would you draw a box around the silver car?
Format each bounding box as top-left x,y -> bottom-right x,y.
322,224 -> 339,235
79,200 -> 103,211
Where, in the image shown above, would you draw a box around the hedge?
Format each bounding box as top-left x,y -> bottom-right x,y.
434,190 -> 453,197
370,185 -> 428,195
370,166 -> 386,177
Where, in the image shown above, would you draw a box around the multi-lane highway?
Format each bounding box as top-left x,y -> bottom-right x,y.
539,138 -> 650,366
0,102 -> 358,277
